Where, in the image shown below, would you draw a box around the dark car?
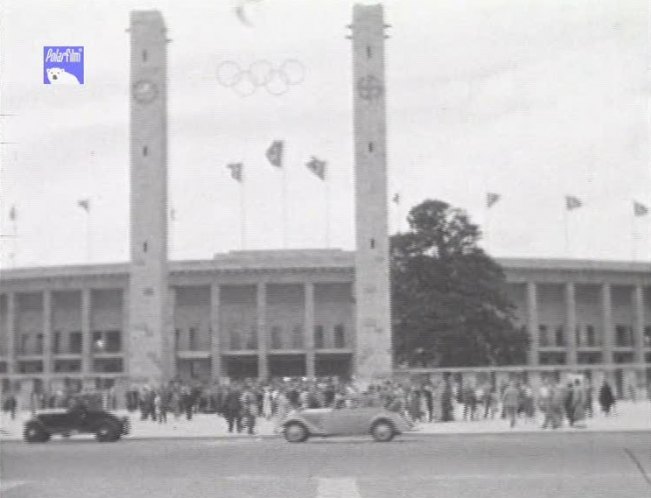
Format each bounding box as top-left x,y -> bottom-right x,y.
23,404 -> 130,443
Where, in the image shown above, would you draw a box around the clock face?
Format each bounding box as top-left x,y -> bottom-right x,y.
357,75 -> 383,101
132,80 -> 158,104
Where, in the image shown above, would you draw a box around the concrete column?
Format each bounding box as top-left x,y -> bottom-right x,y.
601,283 -> 613,365
81,288 -> 92,375
526,282 -> 539,366
256,282 -> 268,380
565,282 -> 577,366
168,286 -> 177,378
6,292 -> 16,374
42,290 -> 53,377
210,283 -> 222,381
304,282 -> 316,378
632,285 -> 645,363
121,287 -> 130,382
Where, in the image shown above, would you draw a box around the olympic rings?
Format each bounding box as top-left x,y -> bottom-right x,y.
216,59 -> 306,96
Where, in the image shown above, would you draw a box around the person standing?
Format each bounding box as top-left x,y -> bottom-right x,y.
564,382 -> 575,426
598,380 -> 615,416
180,385 -> 193,421
572,379 -> 586,428
423,384 -> 434,423
222,386 -> 243,434
502,381 -> 520,428
538,379 -> 553,429
262,386 -> 273,420
240,387 -> 258,435
273,390 -> 291,434
3,393 -> 17,420
441,380 -> 454,422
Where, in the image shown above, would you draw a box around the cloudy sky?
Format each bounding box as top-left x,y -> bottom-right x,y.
1,0 -> 649,268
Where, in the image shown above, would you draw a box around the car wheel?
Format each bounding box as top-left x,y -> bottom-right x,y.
371,420 -> 395,442
95,422 -> 120,442
23,422 -> 50,443
284,422 -> 309,443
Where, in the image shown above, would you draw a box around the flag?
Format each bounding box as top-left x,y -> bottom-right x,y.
8,205 -> 16,221
306,156 -> 326,180
565,195 -> 582,210
77,199 -> 90,212
227,163 -> 243,182
265,140 -> 284,168
633,201 -> 648,217
486,192 -> 500,208
392,193 -> 400,204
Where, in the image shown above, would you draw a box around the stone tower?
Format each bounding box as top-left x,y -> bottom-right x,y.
127,11 -> 171,385
350,4 -> 393,380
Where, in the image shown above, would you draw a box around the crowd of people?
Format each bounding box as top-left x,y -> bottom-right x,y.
120,375 -> 621,433
0,374 -> 624,434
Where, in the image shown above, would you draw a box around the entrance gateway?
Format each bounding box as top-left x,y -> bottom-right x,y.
127,6 -> 393,385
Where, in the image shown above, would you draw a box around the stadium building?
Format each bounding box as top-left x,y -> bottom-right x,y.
0,252 -> 650,406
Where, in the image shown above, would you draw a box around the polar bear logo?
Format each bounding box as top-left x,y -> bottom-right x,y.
46,67 -> 80,84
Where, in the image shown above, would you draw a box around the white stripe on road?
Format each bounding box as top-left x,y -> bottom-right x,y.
0,480 -> 27,492
316,478 -> 362,498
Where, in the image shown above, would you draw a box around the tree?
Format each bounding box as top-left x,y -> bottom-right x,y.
391,199 -> 528,367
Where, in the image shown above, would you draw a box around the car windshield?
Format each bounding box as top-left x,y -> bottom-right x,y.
339,393 -> 383,409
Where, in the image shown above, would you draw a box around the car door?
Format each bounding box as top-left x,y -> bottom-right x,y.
326,406 -> 372,435
41,412 -> 73,432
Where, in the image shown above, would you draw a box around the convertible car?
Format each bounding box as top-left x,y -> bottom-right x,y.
282,404 -> 413,442
23,404 -> 130,443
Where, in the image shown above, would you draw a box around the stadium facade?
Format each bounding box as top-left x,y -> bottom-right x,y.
0,252 -> 650,405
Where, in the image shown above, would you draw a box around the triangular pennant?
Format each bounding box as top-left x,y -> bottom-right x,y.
227,163 -> 243,182
266,140 -> 284,168
486,192 -> 500,208
306,156 -> 326,180
565,195 -> 582,210
77,199 -> 90,212
634,201 -> 648,217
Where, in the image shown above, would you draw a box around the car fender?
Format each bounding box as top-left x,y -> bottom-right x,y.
25,417 -> 49,431
88,416 -> 121,432
282,414 -> 325,435
370,412 -> 409,434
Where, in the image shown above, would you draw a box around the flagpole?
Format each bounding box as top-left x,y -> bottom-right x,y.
631,214 -> 637,262
324,176 -> 330,248
240,180 -> 246,250
485,206 -> 492,254
85,208 -> 92,263
282,165 -> 288,248
11,211 -> 17,269
563,207 -> 570,257
169,208 -> 175,259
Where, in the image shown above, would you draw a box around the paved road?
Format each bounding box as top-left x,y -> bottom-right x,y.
2,432 -> 650,498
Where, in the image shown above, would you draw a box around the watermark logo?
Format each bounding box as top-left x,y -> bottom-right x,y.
43,46 -> 84,84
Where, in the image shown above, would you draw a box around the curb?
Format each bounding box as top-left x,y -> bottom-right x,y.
2,427 -> 649,443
